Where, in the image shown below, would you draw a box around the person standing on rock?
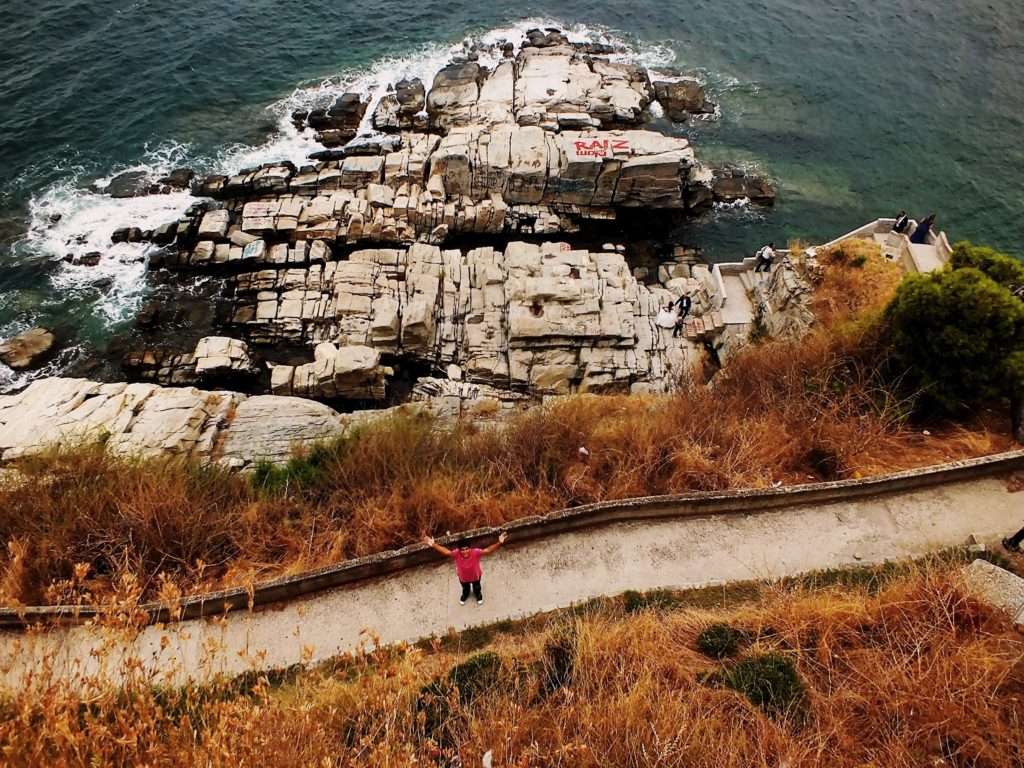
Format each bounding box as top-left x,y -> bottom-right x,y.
754,242 -> 776,273
424,532 -> 508,605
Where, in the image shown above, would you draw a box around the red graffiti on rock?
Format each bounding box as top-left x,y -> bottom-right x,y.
572,139 -> 631,158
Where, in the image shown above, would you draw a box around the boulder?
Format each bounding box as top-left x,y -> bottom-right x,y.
653,80 -> 716,120
427,62 -> 485,129
157,168 -> 195,190
103,170 -> 151,199
197,209 -> 231,240
372,78 -> 427,132
218,395 -> 346,467
711,166 -> 776,205
193,336 -> 257,377
0,327 -> 56,370
309,93 -> 367,146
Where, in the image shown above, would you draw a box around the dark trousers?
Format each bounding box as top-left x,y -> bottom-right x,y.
754,257 -> 773,273
673,308 -> 689,337
460,580 -> 482,601
1008,526 -> 1024,548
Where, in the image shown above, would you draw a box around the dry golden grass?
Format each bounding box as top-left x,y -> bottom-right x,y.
0,240 -> 1013,605
2,563 -> 1022,767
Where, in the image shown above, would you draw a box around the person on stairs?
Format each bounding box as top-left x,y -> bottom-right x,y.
910,213 -> 936,244
673,293 -> 692,338
754,242 -> 776,273
892,210 -> 910,234
424,531 -> 508,605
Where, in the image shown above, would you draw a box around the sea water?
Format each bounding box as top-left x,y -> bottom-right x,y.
2,0 -> 1022,389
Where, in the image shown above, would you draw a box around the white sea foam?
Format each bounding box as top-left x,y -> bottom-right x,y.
26,178 -> 195,324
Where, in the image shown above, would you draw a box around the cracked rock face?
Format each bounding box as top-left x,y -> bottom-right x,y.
0,377 -> 534,468
108,27 -> 785,411
227,241 -> 715,397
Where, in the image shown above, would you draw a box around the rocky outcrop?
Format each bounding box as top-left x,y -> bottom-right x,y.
0,377 -> 537,468
0,327 -> 56,370
161,125 -> 712,263
0,377 -> 346,467
170,30 -> 772,258
226,240 -> 720,396
122,337 -> 259,386
711,166 -> 777,205
99,167 -> 195,198
305,93 -> 368,148
270,343 -> 391,400
0,378 -> 242,462
372,78 -> 427,132
653,79 -> 716,120
752,258 -> 815,339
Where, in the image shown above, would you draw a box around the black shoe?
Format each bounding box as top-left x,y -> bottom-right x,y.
1002,538 -> 1021,553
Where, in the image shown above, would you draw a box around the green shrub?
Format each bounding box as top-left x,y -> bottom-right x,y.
696,623 -> 745,659
949,241 -> 1024,292
446,651 -> 502,705
722,652 -> 806,717
885,263 -> 1024,415
623,589 -> 682,614
416,651 -> 503,741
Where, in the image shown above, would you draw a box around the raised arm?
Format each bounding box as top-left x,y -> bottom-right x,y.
482,532 -> 508,556
423,536 -> 452,558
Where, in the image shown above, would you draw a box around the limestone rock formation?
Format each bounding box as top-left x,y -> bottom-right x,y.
122,337 -> 258,387
270,343 -> 391,400
225,240 -> 717,396
0,378 -> 240,462
193,336 -> 257,376
0,327 -> 56,370
372,78 -> 428,132
752,258 -> 815,339
0,376 -> 538,468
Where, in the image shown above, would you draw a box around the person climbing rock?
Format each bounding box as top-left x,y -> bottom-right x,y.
424,532 -> 508,605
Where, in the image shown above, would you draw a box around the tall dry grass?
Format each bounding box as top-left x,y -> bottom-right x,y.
0,240 -> 1014,604
2,564 -> 1022,767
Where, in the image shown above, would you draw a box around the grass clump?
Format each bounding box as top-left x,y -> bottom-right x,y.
623,588 -> 682,614
446,650 -> 503,705
696,622 -> 745,658
720,652 -> 807,718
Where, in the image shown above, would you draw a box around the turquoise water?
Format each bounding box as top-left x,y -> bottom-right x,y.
2,0 -> 1023,386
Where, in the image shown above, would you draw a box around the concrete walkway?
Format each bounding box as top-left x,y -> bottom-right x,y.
3,467 -> 1022,691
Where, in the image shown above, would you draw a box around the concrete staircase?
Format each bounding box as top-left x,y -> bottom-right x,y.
720,272 -> 756,326
683,310 -> 727,341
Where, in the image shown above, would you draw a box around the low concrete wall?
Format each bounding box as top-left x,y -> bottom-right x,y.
3,451 -> 1023,689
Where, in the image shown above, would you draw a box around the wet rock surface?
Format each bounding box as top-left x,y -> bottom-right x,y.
653,79 -> 717,120
0,328 -> 56,370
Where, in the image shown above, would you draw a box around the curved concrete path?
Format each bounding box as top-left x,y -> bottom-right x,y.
3,462 -> 1023,690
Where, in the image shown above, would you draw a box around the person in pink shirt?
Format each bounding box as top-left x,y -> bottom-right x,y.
423,532 -> 508,605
